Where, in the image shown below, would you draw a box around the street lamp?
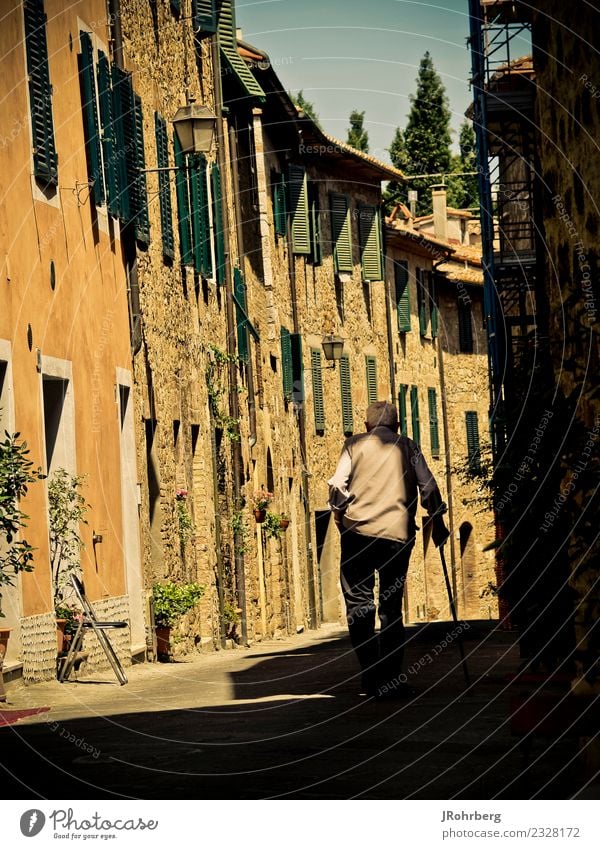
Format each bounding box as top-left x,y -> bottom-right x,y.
321,335 -> 345,368
172,102 -> 218,155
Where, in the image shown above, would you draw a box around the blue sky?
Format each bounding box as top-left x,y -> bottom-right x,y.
235,0 -> 475,164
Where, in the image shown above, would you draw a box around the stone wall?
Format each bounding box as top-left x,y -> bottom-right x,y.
532,2 -> 600,690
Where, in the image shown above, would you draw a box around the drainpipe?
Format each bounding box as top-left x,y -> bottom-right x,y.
384,252 -> 396,401
434,266 -> 459,613
286,225 -> 318,629
211,35 -> 247,645
228,119 -> 257,447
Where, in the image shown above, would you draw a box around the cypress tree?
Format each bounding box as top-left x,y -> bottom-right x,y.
346,110 -> 369,152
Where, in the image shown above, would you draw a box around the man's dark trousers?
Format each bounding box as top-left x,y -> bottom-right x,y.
340,527 -> 413,693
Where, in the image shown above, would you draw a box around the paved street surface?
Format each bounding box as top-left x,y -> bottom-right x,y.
0,622 -> 592,799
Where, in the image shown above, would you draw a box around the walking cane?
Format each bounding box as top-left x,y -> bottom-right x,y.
438,541 -> 471,686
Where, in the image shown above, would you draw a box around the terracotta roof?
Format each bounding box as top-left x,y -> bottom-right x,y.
436,259 -> 483,285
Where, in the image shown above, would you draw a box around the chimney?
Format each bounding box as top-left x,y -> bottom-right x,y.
431,184 -> 448,243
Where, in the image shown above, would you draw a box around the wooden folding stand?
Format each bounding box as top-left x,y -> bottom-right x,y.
58,575 -> 128,686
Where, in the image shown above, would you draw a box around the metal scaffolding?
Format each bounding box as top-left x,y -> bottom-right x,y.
468,0 -> 540,457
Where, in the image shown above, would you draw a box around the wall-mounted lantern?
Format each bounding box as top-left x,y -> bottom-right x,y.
172,103 -> 218,155
321,335 -> 345,368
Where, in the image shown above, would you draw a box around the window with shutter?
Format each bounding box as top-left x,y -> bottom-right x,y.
97,52 -> 119,216
311,349 -> 325,433
173,133 -> 192,265
339,355 -> 353,435
290,333 -> 304,403
110,64 -> 131,222
416,268 -> 429,336
79,31 -> 104,207
234,268 -> 248,362
191,0 -> 215,31
171,0 -> 182,15
465,411 -> 481,471
24,0 -> 58,186
217,0 -> 265,99
330,193 -> 353,273
365,356 -> 378,406
309,181 -> 322,265
154,113 -> 175,260
132,95 -> 150,244
190,155 -> 211,277
429,271 -> 439,338
398,384 -> 408,435
280,327 -> 293,401
410,385 -> 420,445
394,261 -> 411,332
211,163 -> 225,283
428,388 -> 440,457
458,299 -> 474,353
358,205 -> 383,281
272,171 -> 287,237
287,165 -> 311,254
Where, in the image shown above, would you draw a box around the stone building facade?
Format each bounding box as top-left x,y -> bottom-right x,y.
2,0 -> 496,688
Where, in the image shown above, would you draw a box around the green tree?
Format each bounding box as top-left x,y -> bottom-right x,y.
291,90 -> 320,127
346,110 -> 369,152
386,52 -> 455,216
456,120 -> 479,209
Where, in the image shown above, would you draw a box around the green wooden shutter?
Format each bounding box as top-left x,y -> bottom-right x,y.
24,0 -> 58,186
309,181 -> 322,265
132,95 -> 150,244
154,113 -> 175,260
280,327 -> 293,401
394,261 -> 411,332
428,388 -> 440,457
272,171 -> 287,237
290,333 -> 304,403
410,385 -> 420,445
398,384 -> 408,435
358,205 -> 383,281
330,193 -> 353,273
458,299 -> 474,352
79,31 -> 104,207
287,165 -> 310,254
171,0 -> 182,15
217,0 -> 265,99
339,355 -> 354,435
365,356 -> 378,406
110,64 -> 131,221
234,267 -> 249,362
417,268 -> 429,336
211,163 -> 226,283
190,154 -> 211,276
429,271 -> 439,338
466,411 -> 481,471
192,0 -> 215,30
311,349 -> 325,433
173,133 -> 193,265
97,52 -> 119,216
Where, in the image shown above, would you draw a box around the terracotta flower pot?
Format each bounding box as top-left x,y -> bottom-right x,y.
56,619 -> 68,653
155,625 -> 172,660
253,509 -> 266,523
279,519 -> 290,530
0,628 -> 11,703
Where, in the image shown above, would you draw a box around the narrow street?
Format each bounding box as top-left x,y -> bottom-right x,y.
0,623 -> 590,800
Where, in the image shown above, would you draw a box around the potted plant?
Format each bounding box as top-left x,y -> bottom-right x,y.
54,602 -> 82,654
252,488 -> 273,523
48,469 -> 89,616
262,510 -> 284,540
152,581 -> 205,660
279,513 -> 290,531
0,429 -> 44,698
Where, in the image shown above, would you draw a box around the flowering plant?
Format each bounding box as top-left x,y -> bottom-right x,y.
55,602 -> 83,636
252,488 -> 273,511
176,488 -> 188,501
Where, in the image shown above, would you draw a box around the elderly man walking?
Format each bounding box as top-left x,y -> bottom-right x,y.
328,400 -> 449,699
